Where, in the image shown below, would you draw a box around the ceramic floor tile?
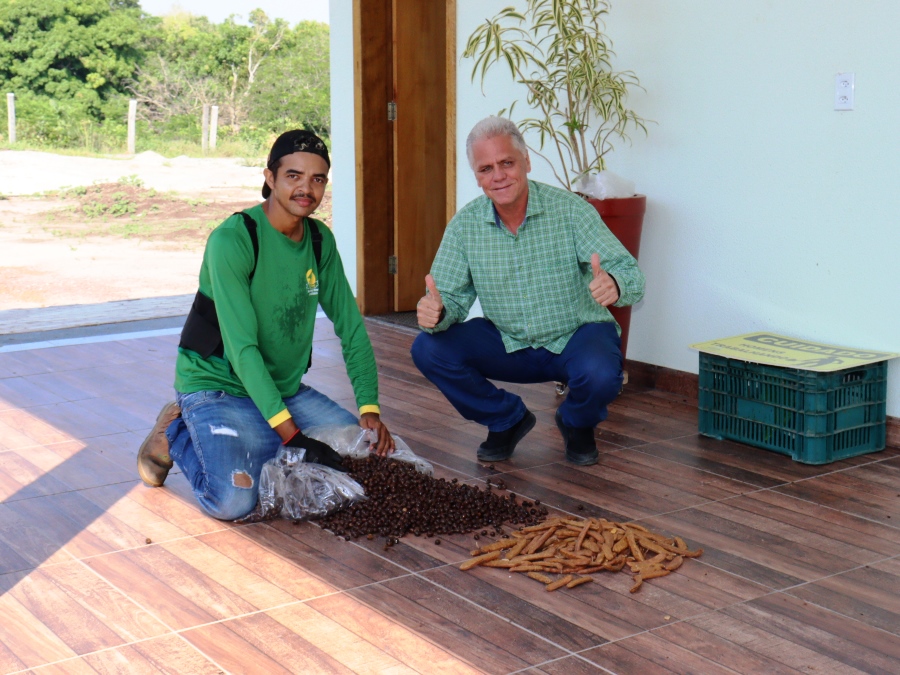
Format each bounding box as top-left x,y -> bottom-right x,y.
76,483 -> 195,546
0,503 -> 75,574
786,557 -> 900,636
423,548 -> 769,648
5,442 -> 134,493
0,451 -> 73,503
198,527 -> 356,601
583,630 -> 759,674
774,456 -> 900,526
3,490 -> 136,563
0,562 -> 168,666
181,612 -> 356,674
711,592 -> 900,673
339,574 -> 567,672
636,434 -> 898,489
0,586 -> 76,669
123,475 -> 231,537
1,322 -> 899,675
82,545 -> 258,631
493,451 -> 758,523
248,520 -> 414,589
283,595 -> 486,674
30,634 -> 223,674
0,376 -> 66,411
517,655 -> 610,675
638,493 -> 892,591
0,409 -> 73,448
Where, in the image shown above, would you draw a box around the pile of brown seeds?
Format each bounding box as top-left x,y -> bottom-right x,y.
318,455 -> 547,543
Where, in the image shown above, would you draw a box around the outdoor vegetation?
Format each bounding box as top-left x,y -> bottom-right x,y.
0,0 -> 330,157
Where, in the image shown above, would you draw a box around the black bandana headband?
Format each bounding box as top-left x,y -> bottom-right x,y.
262,130 -> 331,198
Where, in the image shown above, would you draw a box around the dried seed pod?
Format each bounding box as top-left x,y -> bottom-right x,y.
318,455 -> 545,543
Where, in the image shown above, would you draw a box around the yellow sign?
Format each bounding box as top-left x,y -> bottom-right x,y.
690,332 -> 899,372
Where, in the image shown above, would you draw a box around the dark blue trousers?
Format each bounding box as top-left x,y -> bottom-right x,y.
411,318 -> 623,432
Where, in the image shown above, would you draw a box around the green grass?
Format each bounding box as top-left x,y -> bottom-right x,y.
105,221 -> 154,237
118,174 -> 145,188
82,192 -> 137,219
2,142 -> 129,159
6,136 -> 268,161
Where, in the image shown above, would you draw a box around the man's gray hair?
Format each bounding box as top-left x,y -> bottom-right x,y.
465,116 -> 529,169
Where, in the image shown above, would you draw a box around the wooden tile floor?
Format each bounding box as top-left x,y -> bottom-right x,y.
1,318 -> 899,674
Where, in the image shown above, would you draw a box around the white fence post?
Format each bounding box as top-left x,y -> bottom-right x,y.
209,105 -> 219,151
201,105 -> 210,153
6,93 -> 15,145
127,99 -> 137,154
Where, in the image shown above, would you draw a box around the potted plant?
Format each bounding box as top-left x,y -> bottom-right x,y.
463,0 -> 648,357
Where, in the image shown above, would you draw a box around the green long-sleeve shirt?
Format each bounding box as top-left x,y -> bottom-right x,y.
426,180 -> 645,353
174,204 -> 380,426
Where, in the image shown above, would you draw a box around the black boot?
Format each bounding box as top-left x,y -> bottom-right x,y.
477,410 -> 536,462
555,409 -> 599,466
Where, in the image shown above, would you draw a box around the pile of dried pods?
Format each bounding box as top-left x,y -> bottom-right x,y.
318,455 -> 547,544
461,516 -> 703,593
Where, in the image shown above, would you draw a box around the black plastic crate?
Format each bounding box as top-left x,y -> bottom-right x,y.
698,352 -> 887,464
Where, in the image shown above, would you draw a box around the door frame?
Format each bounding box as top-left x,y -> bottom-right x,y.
352,0 -> 456,316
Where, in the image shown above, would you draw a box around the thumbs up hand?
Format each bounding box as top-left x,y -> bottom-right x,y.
589,253 -> 619,307
417,274 -> 445,328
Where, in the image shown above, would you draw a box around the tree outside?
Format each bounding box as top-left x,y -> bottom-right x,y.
0,0 -> 330,156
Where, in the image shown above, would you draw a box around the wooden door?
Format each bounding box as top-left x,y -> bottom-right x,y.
391,0 -> 448,311
354,0 -> 454,315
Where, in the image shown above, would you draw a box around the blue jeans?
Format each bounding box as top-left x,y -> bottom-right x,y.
411,318 -> 622,432
165,385 -> 357,521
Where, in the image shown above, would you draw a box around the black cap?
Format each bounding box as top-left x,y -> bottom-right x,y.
262,130 -> 330,198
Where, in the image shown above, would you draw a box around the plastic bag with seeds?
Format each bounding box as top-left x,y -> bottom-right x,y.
304,425 -> 434,476
236,426 -> 433,524
237,447 -> 367,523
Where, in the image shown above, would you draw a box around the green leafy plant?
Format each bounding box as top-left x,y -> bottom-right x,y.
118,174 -> 145,188
82,192 -> 136,219
463,0 -> 647,189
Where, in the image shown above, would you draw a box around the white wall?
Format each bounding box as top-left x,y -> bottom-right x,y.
328,1 -> 900,414
329,0 -> 358,294
457,0 -> 900,416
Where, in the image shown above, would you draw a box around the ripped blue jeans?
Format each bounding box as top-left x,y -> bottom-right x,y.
165,385 -> 357,521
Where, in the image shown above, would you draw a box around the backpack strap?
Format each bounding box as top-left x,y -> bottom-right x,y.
307,218 -> 323,267
240,212 -> 321,279
236,211 -> 260,282
179,212 -> 325,361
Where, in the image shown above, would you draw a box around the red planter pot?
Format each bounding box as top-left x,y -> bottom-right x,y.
587,195 -> 646,360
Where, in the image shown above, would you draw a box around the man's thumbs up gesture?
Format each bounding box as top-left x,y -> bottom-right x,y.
589,253 -> 620,307
417,274 -> 444,328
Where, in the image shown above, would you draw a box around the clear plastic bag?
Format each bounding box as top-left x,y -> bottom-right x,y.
304,425 -> 434,476
237,447 -> 367,523
236,426 -> 431,523
574,170 -> 636,200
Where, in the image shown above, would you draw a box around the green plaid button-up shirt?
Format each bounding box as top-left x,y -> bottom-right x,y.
426,180 -> 645,354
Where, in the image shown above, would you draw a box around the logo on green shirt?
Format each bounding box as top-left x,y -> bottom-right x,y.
306,269 -> 319,296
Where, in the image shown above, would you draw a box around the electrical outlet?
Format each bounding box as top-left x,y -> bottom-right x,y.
834,73 -> 855,111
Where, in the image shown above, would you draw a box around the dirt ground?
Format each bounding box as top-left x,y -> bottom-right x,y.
0,150 -> 332,311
